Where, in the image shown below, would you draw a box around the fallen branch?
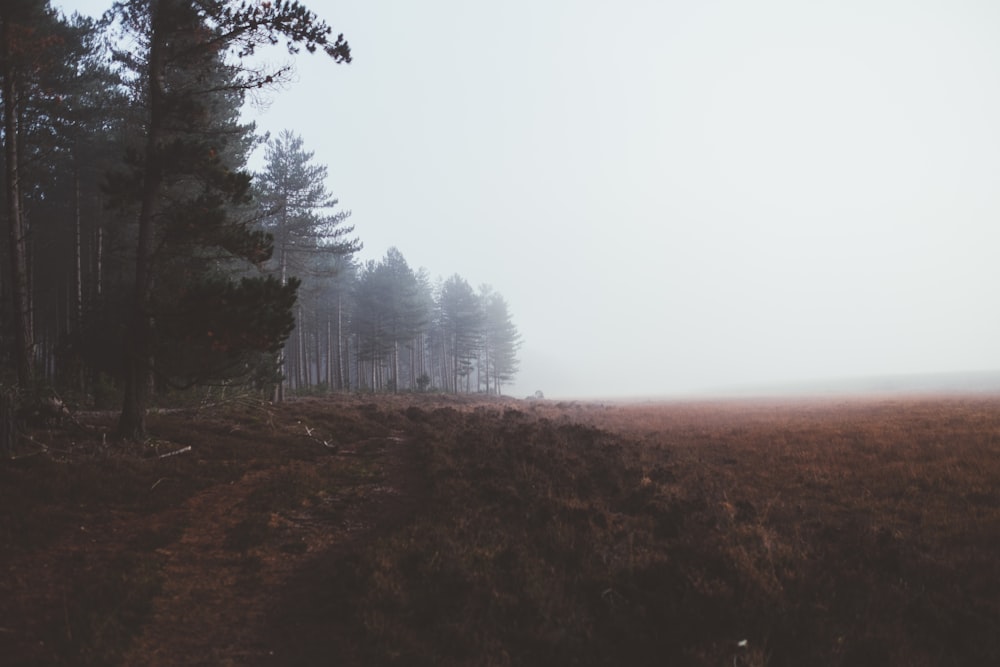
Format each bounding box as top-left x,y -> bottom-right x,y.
157,445 -> 192,459
9,448 -> 45,460
298,422 -> 338,450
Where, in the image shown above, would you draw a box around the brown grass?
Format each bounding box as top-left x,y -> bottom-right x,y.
1,393 -> 998,665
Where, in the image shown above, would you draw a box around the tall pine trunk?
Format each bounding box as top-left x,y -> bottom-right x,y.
334,294 -> 344,390
118,0 -> 170,441
2,17 -> 33,390
314,321 -> 322,389
73,167 -> 83,330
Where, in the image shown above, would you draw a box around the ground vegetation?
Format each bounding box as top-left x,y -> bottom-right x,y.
2,394 -> 997,665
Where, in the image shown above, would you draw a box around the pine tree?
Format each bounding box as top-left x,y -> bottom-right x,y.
480,287 -> 521,395
107,0 -> 351,440
436,274 -> 483,393
348,249 -> 429,392
18,11 -> 125,392
255,129 -> 359,398
380,248 -> 428,391
256,130 -> 358,281
350,259 -> 389,391
1,0 -> 53,389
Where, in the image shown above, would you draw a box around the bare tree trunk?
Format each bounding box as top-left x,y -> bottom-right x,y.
392,340 -> 399,393
355,337 -> 362,391
119,0 -> 172,441
297,306 -> 307,389
314,322 -> 322,390
325,318 -> 332,388
95,224 -> 103,299
410,338 -> 416,390
74,168 -> 83,330
3,17 -> 33,390
0,387 -> 16,457
479,353 -> 483,393
273,245 -> 289,402
334,294 -> 344,390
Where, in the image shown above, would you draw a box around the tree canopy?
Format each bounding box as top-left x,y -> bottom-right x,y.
0,0 -> 522,443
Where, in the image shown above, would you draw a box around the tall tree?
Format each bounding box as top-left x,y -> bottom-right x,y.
18,11 -> 124,391
256,129 -> 357,282
255,129 -> 359,399
348,249 -> 430,392
379,248 -> 427,391
350,259 -> 389,391
436,274 -> 483,393
479,286 -> 520,395
108,0 -> 351,440
0,0 -> 53,389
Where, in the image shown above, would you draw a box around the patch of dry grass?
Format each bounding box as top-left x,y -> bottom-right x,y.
3,394 -> 999,665
322,396 -> 1000,666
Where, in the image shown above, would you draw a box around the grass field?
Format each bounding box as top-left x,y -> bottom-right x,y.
1,394 -> 998,665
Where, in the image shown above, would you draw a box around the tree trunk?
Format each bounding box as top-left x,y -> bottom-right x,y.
297,305 -> 306,389
392,340 -> 399,393
74,168 -> 83,330
314,321 -> 322,389
0,386 -> 16,457
355,337 -> 362,391
274,245 -> 289,402
334,294 -> 344,390
273,349 -> 285,403
118,0 -> 171,441
95,224 -> 103,298
2,17 -> 33,390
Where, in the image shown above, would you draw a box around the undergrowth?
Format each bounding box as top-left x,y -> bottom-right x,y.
3,394 -> 999,666
296,397 -> 1000,666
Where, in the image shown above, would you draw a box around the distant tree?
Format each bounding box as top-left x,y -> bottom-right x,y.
347,249 -> 430,392
255,129 -> 359,399
350,259 -> 388,390
106,0 -> 351,440
479,286 -> 520,395
256,130 -> 358,281
324,254 -> 357,391
410,267 -> 435,388
436,274 -> 483,393
380,248 -> 429,391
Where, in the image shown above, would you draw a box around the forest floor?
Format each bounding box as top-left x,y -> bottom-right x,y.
1,393 -> 999,666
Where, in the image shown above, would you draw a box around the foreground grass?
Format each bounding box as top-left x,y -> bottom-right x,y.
2,394 -> 999,665
287,396 -> 1000,666
0,396 -> 404,665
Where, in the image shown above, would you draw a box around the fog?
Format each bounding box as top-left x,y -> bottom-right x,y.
64,0 -> 1000,399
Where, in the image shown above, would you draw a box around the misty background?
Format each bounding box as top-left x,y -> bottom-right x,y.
62,0 -> 1000,398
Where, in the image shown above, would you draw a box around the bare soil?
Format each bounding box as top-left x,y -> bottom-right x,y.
2,393 -> 999,666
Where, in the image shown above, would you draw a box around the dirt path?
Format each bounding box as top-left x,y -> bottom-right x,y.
258,433 -> 428,666
121,433 -> 423,666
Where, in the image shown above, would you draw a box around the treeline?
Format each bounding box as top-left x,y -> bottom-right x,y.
0,1 -> 519,439
285,244 -> 521,397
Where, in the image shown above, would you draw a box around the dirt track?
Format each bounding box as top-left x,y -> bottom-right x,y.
0,397 -> 430,667
126,435 -> 422,666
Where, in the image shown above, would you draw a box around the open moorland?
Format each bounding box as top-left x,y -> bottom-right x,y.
1,393 -> 998,666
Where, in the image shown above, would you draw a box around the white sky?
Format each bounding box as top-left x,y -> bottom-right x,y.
61,0 -> 1000,398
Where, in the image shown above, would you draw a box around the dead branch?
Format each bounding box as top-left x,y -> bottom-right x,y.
157,445 -> 192,459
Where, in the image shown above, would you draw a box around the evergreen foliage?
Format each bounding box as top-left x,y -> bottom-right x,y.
0,0 -> 522,441
436,274 -> 485,393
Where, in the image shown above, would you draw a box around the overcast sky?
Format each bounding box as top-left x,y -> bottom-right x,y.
62,0 -> 1000,398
